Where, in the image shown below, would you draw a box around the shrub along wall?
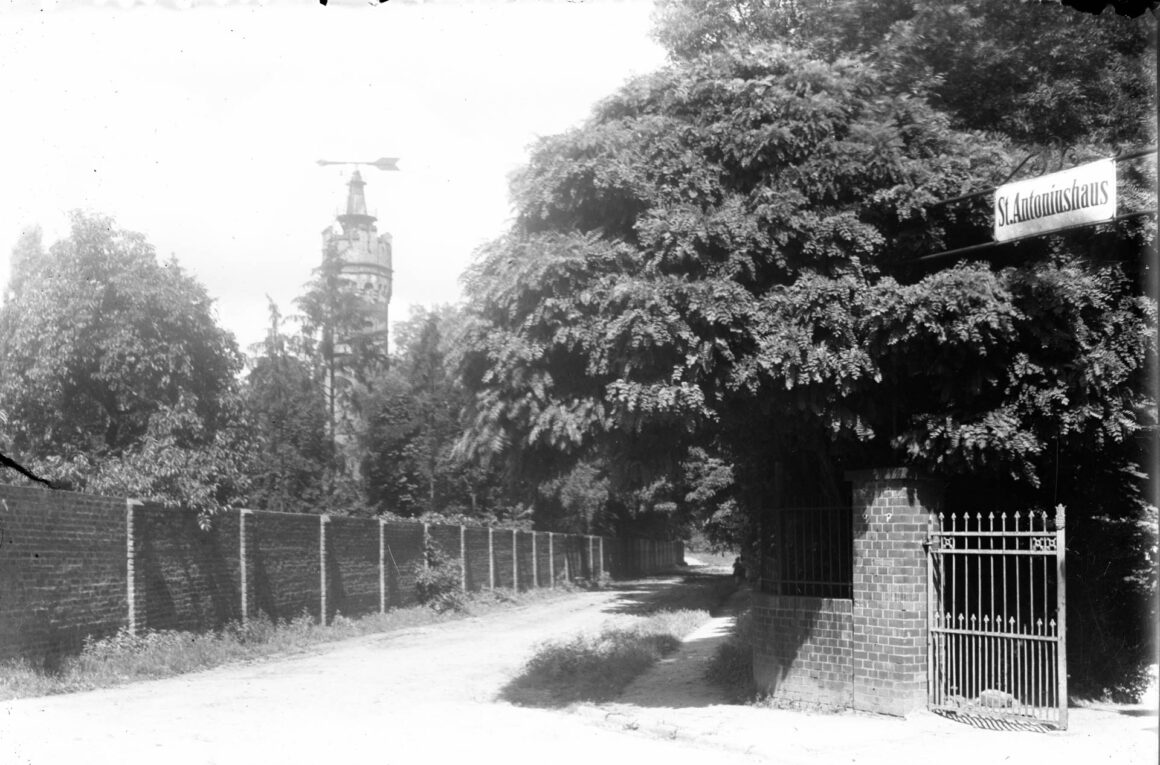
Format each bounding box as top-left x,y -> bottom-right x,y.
0,485 -> 683,667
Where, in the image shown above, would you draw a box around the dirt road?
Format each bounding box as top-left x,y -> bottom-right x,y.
0,579 -> 766,765
5,576 -> 1155,765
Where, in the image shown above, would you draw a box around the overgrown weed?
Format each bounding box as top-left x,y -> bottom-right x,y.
414,539 -> 467,613
502,608 -> 709,706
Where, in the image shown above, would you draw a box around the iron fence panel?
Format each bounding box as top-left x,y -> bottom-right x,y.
928,507 -> 1067,729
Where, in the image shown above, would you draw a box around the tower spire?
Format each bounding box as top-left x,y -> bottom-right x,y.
338,169 -> 376,232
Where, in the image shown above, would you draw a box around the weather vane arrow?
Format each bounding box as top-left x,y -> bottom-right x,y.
316,157 -> 400,171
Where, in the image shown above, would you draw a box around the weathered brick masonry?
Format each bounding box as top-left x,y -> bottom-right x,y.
534,532 -> 551,588
492,529 -> 515,590
382,521 -> 424,607
752,468 -> 943,716
325,515 -> 380,621
0,486 -> 127,665
136,502 -> 242,633
463,526 -> 490,592
849,468 -> 942,716
0,485 -> 683,666
562,534 -> 585,580
427,525 -> 461,564
752,595 -> 853,707
516,531 -> 535,590
250,510 -> 321,622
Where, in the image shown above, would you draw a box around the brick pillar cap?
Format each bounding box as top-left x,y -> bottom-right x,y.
844,467 -> 940,483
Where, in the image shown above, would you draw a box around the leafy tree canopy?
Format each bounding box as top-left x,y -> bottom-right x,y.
461,10 -> 1156,697
653,0 -> 1156,148
365,305 -> 511,520
461,45 -> 1044,505
240,300 -> 330,514
0,211 -> 247,510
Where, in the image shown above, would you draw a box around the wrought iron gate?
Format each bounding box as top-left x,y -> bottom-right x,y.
927,506 -> 1067,729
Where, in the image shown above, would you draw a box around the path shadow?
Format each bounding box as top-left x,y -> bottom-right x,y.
596,582 -> 680,616
933,709 -> 1055,732
621,586 -> 754,710
598,572 -> 736,617
499,573 -> 739,709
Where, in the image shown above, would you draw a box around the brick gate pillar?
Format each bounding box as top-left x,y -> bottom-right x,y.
847,468 -> 943,716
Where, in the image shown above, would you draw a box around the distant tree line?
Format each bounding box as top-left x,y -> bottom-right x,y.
0,220 -> 515,525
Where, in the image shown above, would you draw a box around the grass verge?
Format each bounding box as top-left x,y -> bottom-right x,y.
501,610 -> 706,707
704,607 -> 757,703
502,573 -> 737,707
0,585 -> 571,702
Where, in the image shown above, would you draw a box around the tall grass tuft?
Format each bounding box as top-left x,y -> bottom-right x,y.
503,609 -> 708,706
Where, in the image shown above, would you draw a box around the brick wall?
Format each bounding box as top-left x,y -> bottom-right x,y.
600,537 -> 616,578
249,511 -> 321,622
463,526 -> 490,592
848,468 -> 942,716
751,593 -> 852,707
562,534 -> 584,580
515,531 -> 535,590
137,502 -> 241,633
533,532 -> 550,588
548,533 -> 564,584
426,524 -> 459,562
326,516 -> 380,620
382,521 -> 424,608
492,530 -> 515,590
0,485 -> 685,666
0,486 -> 127,666
751,468 -> 943,716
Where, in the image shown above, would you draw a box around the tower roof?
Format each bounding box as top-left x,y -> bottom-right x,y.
337,169 -> 377,231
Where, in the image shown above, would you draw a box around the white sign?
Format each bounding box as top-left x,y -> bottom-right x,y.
993,158 -> 1116,242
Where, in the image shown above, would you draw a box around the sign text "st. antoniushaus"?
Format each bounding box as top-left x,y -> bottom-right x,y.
994,158 -> 1116,242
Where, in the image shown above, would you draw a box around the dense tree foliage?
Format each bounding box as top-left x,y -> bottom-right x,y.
364,306 -> 510,521
653,0 -> 1155,148
460,5 -> 1156,697
295,240 -> 389,499
0,212 -> 248,510
652,0 -> 1160,702
460,45 -> 1014,509
240,302 -> 330,514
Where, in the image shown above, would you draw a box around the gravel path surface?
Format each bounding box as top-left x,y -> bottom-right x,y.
0,581 -> 766,765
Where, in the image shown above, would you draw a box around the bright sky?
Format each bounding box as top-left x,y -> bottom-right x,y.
0,0 -> 667,352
